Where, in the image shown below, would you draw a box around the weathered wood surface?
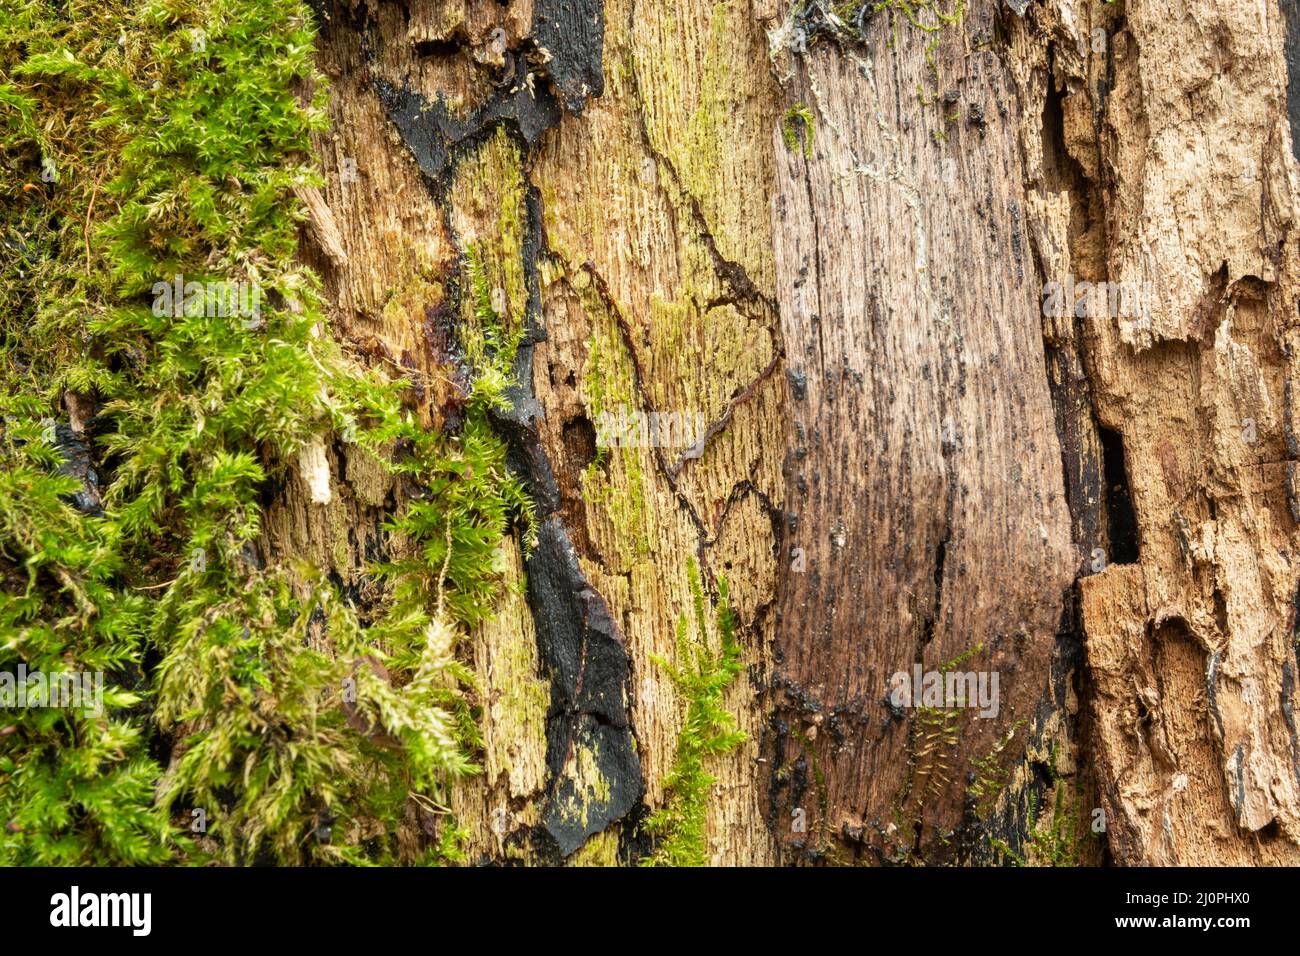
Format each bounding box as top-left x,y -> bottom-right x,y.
277,0 -> 786,865
1027,0 -> 1300,864
270,0 -> 1300,864
759,0 -> 1078,863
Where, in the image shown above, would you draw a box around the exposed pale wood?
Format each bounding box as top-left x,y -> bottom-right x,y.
528,0 -> 785,865
1010,0 -> 1300,863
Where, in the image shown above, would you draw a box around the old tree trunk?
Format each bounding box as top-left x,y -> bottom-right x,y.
10,0 -> 1300,868
276,0 -> 1300,866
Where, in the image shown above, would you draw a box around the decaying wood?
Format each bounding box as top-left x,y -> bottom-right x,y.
759,0 -> 1077,864
1022,0 -> 1300,864
265,0 -> 1300,865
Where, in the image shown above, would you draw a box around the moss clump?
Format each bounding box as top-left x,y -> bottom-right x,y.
465,129 -> 529,334
641,560 -> 745,866
1023,745 -> 1093,867
0,394 -> 176,864
0,0 -> 529,865
987,744 -> 1095,867
782,104 -> 814,159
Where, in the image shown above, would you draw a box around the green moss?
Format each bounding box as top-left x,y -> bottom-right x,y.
988,745 -> 1095,867
0,394 -> 180,864
987,836 -> 1025,866
453,128 -> 529,343
967,719 -> 1027,817
460,244 -> 528,416
1024,753 -> 1090,867
782,104 -> 814,159
641,560 -> 745,866
889,643 -> 984,856
0,0 -> 530,865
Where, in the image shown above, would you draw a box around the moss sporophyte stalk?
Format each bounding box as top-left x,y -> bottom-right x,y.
0,1 -> 530,864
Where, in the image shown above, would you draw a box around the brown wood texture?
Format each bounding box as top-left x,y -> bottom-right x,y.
762,0 -> 1077,863
272,0 -> 1300,864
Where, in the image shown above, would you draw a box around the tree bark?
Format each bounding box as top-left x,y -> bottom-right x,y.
287,0 -> 1300,866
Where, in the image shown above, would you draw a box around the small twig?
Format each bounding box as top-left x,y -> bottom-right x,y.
134,576 -> 180,591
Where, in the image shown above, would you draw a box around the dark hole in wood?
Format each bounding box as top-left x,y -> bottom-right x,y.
1099,424 -> 1140,564
562,415 -> 597,474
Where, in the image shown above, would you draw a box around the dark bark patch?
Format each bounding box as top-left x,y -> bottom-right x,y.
532,0 -> 605,113
375,60 -> 561,184
526,517 -> 641,856
1284,0 -> 1300,166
